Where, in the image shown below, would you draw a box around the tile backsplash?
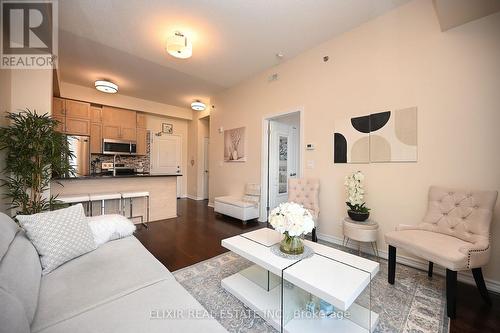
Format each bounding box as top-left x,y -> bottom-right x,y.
91,132 -> 151,173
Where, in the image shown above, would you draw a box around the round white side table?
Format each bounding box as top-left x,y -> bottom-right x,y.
342,217 -> 379,257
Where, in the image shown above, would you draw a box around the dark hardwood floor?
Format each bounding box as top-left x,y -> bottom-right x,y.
135,198 -> 500,333
135,198 -> 263,271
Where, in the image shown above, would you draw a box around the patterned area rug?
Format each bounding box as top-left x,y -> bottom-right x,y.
173,242 -> 449,333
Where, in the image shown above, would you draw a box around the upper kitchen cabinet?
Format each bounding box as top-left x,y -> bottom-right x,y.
137,113 -> 146,128
65,100 -> 90,119
90,106 -> 102,123
52,97 -> 65,117
102,106 -> 137,141
52,97 -> 90,135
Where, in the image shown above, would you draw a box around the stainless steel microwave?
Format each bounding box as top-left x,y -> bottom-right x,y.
102,139 -> 137,155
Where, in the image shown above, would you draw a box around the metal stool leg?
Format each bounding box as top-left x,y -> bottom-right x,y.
101,199 -> 105,215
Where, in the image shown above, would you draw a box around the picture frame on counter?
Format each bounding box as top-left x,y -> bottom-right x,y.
162,123 -> 173,134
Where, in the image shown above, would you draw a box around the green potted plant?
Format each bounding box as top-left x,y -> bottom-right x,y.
344,171 -> 370,221
0,109 -> 74,215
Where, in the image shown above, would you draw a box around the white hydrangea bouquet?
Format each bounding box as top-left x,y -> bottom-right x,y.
344,171 -> 370,221
269,202 -> 315,255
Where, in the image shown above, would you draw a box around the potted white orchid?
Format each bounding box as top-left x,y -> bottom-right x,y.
344,171 -> 370,222
269,202 -> 315,255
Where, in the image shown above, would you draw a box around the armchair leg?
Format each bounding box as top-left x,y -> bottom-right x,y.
428,261 -> 434,278
446,269 -> 457,319
388,245 -> 396,285
312,227 -> 318,242
472,268 -> 492,305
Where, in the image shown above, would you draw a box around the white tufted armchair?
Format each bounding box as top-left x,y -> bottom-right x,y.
288,178 -> 320,242
385,186 -> 498,319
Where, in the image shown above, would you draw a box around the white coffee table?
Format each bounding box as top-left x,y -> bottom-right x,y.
221,228 -> 380,333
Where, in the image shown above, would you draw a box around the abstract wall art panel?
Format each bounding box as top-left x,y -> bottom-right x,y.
334,114 -> 370,163
370,107 -> 417,162
333,107 -> 417,164
224,127 -> 246,162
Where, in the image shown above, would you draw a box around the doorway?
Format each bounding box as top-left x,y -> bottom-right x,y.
260,110 -> 302,221
150,133 -> 182,198
202,137 -> 209,199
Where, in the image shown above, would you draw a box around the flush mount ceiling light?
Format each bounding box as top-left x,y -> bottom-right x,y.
95,80 -> 118,93
166,31 -> 192,59
191,100 -> 206,111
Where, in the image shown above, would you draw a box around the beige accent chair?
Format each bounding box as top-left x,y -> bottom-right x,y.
385,186 -> 498,319
288,178 -> 320,242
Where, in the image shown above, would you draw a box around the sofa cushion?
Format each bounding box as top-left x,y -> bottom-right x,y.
17,204 -> 97,274
87,214 -> 136,246
31,236 -> 172,333
34,279 -> 227,333
385,229 -> 470,271
0,212 -> 18,261
215,196 -> 257,208
0,287 -> 30,333
0,230 -> 41,324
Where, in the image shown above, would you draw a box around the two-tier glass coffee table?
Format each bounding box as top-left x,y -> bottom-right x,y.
221,228 -> 379,333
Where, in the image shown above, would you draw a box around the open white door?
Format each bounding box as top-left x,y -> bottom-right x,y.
151,134 -> 182,197
269,121 -> 298,210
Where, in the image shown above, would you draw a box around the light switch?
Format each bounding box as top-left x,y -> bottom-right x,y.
307,160 -> 315,169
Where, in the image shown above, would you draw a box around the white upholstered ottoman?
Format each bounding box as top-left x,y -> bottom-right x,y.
214,196 -> 259,222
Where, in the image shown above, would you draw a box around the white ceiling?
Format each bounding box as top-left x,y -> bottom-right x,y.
58,0 -> 410,108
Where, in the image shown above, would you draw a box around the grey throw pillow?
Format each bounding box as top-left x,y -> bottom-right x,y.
17,204 -> 97,274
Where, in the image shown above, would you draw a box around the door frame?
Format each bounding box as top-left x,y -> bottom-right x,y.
202,137 -> 209,200
259,108 -> 304,222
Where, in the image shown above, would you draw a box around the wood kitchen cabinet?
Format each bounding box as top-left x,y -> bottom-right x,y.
52,97 -> 65,117
53,115 -> 65,132
137,113 -> 146,128
65,100 -> 90,119
52,97 -> 90,135
102,106 -> 137,140
90,106 -> 102,123
90,123 -> 102,154
136,128 -> 147,155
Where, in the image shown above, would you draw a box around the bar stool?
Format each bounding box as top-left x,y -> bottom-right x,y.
57,194 -> 91,216
89,192 -> 122,216
121,191 -> 150,228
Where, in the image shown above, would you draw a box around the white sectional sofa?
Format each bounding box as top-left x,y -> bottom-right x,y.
0,213 -> 226,333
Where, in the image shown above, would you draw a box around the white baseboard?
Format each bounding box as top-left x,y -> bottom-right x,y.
207,202 -> 214,208
186,195 -> 205,201
317,232 -> 500,294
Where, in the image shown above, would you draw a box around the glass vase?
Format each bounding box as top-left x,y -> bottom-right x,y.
280,232 -> 304,255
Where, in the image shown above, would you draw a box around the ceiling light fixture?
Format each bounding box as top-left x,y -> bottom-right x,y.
166,31 -> 192,59
191,100 -> 206,111
95,80 -> 118,93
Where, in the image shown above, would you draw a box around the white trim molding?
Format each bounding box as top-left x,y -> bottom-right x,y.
187,195 -> 205,201
317,232 -> 500,294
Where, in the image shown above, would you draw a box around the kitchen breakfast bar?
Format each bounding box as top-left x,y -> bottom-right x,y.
51,174 -> 181,222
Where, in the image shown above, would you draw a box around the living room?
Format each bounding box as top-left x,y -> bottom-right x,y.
0,1 -> 499,333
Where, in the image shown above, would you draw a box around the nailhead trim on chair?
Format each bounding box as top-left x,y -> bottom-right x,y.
467,245 -> 490,269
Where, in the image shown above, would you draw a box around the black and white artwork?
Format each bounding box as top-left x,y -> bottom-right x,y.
334,107 -> 417,163
224,127 -> 246,162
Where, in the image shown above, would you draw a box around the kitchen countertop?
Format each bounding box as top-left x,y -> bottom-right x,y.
52,173 -> 182,181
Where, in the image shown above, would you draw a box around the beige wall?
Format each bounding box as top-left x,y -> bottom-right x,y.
145,114 -> 189,197
0,69 -> 12,213
60,81 -> 193,120
0,69 -> 53,213
210,0 -> 500,285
